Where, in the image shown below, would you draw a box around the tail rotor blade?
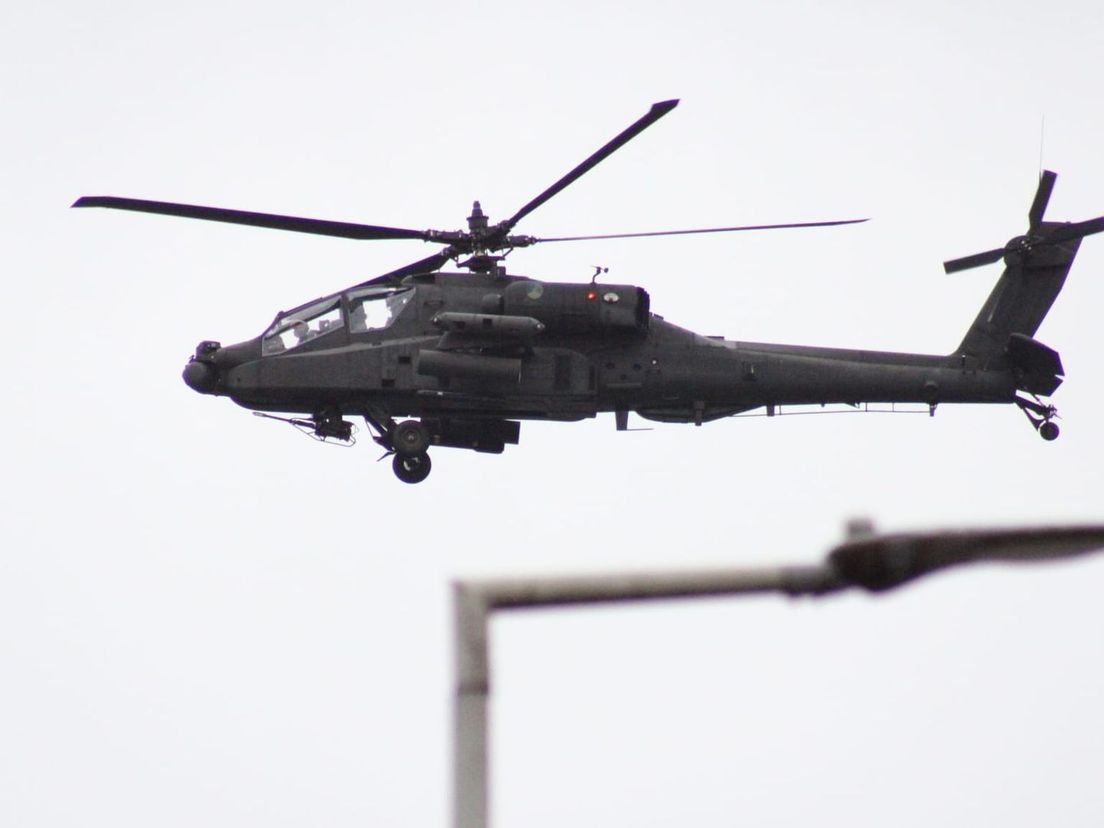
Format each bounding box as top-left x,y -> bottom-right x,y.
1043,215 -> 1104,245
1028,170 -> 1057,228
944,247 -> 1006,274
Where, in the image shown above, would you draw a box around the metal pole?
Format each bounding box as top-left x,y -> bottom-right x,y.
451,565 -> 843,828
454,585 -> 491,828
450,524 -> 1104,828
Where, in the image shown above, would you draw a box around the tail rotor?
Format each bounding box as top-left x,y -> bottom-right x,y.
944,170 -> 1104,274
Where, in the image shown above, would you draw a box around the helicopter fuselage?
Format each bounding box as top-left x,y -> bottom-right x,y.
185,270 -> 1016,437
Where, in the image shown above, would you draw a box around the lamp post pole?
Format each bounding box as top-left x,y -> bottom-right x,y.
452,523 -> 1104,828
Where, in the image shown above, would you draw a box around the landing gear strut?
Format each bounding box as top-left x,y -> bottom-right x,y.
363,412 -> 435,483
1015,395 -> 1060,441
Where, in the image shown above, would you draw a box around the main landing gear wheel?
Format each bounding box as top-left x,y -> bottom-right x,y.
393,452 -> 432,484
392,419 -> 430,457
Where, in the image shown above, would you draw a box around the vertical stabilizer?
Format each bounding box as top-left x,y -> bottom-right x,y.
946,171 -> 1103,369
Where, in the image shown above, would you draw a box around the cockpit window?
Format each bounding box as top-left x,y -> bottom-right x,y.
348,286 -> 413,333
262,297 -> 343,356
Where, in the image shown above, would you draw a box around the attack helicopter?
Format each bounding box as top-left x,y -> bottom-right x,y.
74,100 -> 1104,483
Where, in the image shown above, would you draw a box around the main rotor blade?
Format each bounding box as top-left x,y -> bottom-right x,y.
72,196 -> 432,241
356,248 -> 456,287
531,218 -> 868,244
943,247 -> 1006,274
500,99 -> 679,233
1028,170 -> 1057,229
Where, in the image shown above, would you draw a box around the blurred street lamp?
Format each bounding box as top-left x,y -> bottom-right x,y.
452,522 -> 1104,828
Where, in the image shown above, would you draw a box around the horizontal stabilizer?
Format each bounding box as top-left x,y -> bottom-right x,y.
1007,333 -> 1063,396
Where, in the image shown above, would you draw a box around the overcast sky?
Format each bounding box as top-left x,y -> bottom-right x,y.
5,2 -> 1104,826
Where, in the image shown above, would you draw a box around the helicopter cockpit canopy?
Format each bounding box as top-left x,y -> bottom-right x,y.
261,286 -> 416,356
347,285 -> 413,333
261,296 -> 344,355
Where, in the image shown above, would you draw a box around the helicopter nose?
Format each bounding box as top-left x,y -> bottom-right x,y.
182,340 -> 222,394
182,358 -> 217,392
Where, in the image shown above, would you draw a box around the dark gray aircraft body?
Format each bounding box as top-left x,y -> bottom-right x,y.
74,100 -> 1102,482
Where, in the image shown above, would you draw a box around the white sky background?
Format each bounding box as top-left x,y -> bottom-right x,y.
4,1 -> 1104,825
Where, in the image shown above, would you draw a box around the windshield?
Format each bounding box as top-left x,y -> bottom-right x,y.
261,296 -> 343,355
348,285 -> 413,333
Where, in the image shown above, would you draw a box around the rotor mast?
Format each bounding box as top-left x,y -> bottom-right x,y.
457,201 -> 508,275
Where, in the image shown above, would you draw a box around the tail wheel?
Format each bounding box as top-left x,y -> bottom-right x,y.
393,452 -> 432,484
1014,395 -> 1060,442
